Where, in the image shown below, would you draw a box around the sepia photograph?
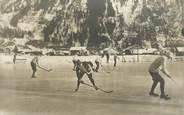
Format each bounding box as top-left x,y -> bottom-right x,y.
0,0 -> 184,115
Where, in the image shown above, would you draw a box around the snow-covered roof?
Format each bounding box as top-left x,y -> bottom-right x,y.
101,48 -> 119,54
176,47 -> 184,52
61,51 -> 70,54
69,47 -> 87,51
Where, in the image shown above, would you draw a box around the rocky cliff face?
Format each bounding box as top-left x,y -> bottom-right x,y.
0,0 -> 183,48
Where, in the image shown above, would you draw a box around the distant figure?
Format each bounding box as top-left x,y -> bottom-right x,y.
113,54 -> 119,67
74,60 -> 98,92
105,51 -> 110,63
30,56 -> 40,78
13,53 -> 17,64
148,50 -> 174,100
95,54 -> 104,72
122,53 -> 126,62
72,53 -> 79,71
12,45 -> 18,64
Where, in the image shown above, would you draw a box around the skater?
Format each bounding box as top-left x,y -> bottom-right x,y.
122,53 -> 126,62
148,50 -> 173,100
106,52 -> 110,63
12,45 -> 18,64
95,54 -> 104,72
103,51 -> 110,63
74,60 -> 98,92
113,54 -> 120,67
30,56 -> 40,78
13,53 -> 17,64
72,53 -> 79,71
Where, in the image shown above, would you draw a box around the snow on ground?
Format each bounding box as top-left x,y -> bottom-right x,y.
0,13 -> 15,28
12,37 -> 29,46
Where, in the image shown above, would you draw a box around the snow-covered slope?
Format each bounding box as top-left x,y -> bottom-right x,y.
0,0 -> 183,48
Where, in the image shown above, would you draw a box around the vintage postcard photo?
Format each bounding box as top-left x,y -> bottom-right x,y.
0,0 -> 183,115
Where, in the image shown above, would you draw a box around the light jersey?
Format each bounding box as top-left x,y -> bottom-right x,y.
149,56 -> 165,73
73,55 -> 78,62
31,57 -> 39,64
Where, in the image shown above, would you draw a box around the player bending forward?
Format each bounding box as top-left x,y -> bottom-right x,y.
30,56 -> 40,78
148,50 -> 174,100
75,60 -> 98,92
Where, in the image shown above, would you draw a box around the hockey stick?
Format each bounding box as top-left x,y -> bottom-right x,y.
164,74 -> 177,84
101,65 -> 111,74
38,66 -> 52,72
81,82 -> 113,93
160,69 -> 177,84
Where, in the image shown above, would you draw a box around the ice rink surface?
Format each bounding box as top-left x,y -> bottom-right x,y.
0,56 -> 183,115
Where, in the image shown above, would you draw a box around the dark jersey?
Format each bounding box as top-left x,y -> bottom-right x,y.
82,61 -> 93,72
76,61 -> 93,73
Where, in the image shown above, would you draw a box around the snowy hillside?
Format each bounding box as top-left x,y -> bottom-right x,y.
0,0 -> 183,49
